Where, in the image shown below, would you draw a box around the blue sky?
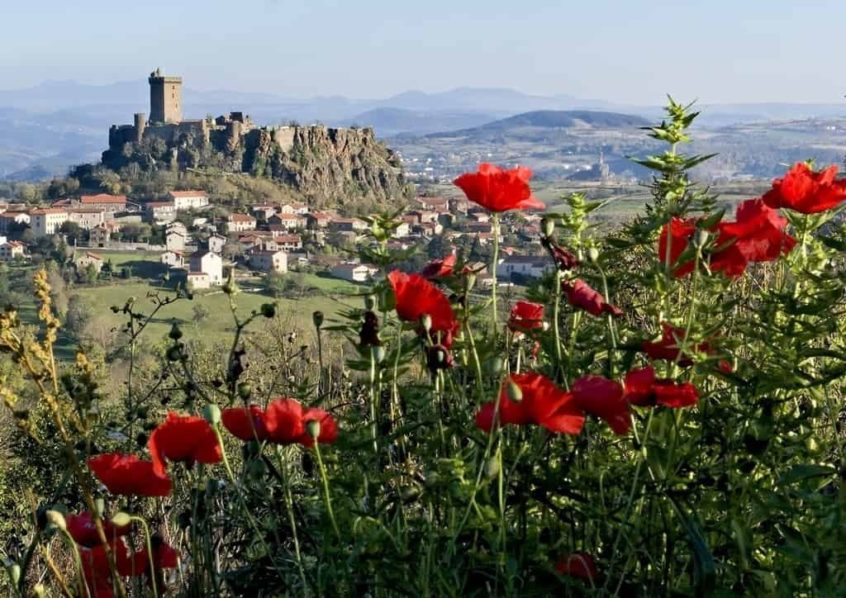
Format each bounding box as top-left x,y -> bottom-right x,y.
3,0 -> 845,104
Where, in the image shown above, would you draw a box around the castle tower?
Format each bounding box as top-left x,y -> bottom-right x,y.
133,112 -> 147,142
148,68 -> 182,124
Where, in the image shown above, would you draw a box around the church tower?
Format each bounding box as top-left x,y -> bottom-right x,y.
148,68 -> 182,124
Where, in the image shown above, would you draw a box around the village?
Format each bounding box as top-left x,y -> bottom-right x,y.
0,188 -> 553,292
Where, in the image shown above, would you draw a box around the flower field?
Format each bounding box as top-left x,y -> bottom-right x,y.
1,100 -> 845,596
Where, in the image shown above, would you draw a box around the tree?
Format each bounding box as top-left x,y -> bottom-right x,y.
59,221 -> 84,244
192,304 -> 210,324
65,295 -> 94,340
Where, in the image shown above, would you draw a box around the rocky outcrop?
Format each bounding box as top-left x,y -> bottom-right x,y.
103,121 -> 411,210
243,126 -> 408,209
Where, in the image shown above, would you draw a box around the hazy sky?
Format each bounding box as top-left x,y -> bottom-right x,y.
3,0 -> 845,104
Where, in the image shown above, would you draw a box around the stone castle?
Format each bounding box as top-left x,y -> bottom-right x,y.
103,70 -> 410,207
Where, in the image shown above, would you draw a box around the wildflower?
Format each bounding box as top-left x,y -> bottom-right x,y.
421,253 -> 457,279
476,372 -> 585,435
80,539 -> 134,597
130,535 -> 179,578
556,552 -> 598,582
571,375 -> 630,435
562,279 -> 623,317
298,407 -> 339,447
508,300 -> 545,334
641,323 -> 722,368
660,199 -> 795,278
66,512 -> 131,548
453,163 -> 544,212
147,412 -> 222,476
542,237 -> 580,271
762,162 -> 846,213
88,454 -> 172,497
388,271 -> 458,346
359,311 -> 381,348
264,398 -> 306,444
623,366 -> 699,408
221,405 -> 268,441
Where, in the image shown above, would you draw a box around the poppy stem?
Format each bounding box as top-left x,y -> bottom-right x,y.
313,442 -> 341,540
130,515 -> 159,598
490,212 -> 501,336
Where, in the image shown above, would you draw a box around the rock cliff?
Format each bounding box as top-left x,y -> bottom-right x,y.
102,121 -> 411,209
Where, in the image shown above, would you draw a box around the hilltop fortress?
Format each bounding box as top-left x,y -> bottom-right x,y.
103,70 -> 410,208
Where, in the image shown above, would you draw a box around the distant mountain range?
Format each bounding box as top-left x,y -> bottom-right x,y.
1,79 -> 845,180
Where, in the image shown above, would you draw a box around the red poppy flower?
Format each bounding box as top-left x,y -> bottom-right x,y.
542,237 -> 580,271
658,217 -> 698,277
421,253 -> 456,279
222,405 -> 268,441
67,512 -> 131,548
508,300 -> 545,334
716,198 -> 796,267
88,454 -> 172,497
264,398 -> 306,444
571,375 -> 631,435
147,412 -> 222,476
130,537 -> 179,577
80,538 -> 134,597
641,323 -> 715,366
556,552 -> 598,582
623,366 -> 699,409
562,279 -> 623,317
453,163 -> 544,212
298,407 -> 339,447
388,270 -> 458,345
476,372 -> 585,435
762,162 -> 846,213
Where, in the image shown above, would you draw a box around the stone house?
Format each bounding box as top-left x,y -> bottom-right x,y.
0,212 -> 30,233
306,212 -> 334,229
207,233 -> 227,254
274,234 -> 303,252
160,250 -> 185,268
166,230 -> 186,252
279,202 -> 309,215
0,241 -> 27,261
330,262 -> 377,283
75,251 -> 104,273
77,194 -> 128,213
187,272 -> 211,290
145,201 -> 177,223
251,204 -> 278,221
29,208 -> 69,237
189,251 -> 223,285
67,208 -> 106,230
226,213 -> 257,233
167,190 -> 209,210
248,249 -> 288,273
496,255 -> 552,280
269,212 -> 307,229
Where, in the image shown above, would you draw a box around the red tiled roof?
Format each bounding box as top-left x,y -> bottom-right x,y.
228,213 -> 256,222
80,194 -> 127,204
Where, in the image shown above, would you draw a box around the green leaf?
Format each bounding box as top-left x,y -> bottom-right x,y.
778,464 -> 836,485
669,497 -> 716,596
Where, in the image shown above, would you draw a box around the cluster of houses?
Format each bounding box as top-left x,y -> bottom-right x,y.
0,190 -> 554,289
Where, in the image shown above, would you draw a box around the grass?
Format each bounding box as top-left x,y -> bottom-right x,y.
70,282 -> 361,350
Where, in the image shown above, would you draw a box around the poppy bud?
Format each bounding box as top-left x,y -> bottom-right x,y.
587,247 -> 600,263
168,323 -> 183,340
237,382 -> 252,399
371,345 -> 386,364
203,404 -> 221,426
465,273 -> 477,292
45,510 -> 66,532
312,311 -> 324,329
33,583 -> 45,597
542,217 -> 555,238
110,512 -> 132,528
426,345 -> 453,372
484,456 -> 500,479
364,295 -> 376,311
484,357 -> 504,376
420,314 -> 432,333
506,380 -> 523,403
166,345 -> 182,362
695,229 -> 710,248
306,419 -> 321,439
261,303 -> 276,318
8,564 -> 20,586
95,498 -> 105,518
